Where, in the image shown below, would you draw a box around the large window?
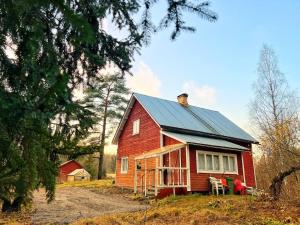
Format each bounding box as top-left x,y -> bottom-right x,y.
121,157 -> 128,174
132,119 -> 140,135
196,150 -> 238,174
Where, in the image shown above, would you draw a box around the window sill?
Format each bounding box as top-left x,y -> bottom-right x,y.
120,171 -> 128,174
196,170 -> 238,175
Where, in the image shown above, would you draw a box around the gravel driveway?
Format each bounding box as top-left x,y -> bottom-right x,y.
32,187 -> 147,224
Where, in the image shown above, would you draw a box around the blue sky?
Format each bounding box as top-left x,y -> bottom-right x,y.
127,1 -> 300,138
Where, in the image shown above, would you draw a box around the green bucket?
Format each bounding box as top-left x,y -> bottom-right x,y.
226,177 -> 234,195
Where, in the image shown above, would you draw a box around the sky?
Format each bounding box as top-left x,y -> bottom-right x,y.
124,1 -> 300,142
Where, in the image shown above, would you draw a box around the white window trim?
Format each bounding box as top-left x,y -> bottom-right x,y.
121,157 -> 128,174
196,150 -> 238,175
132,119 -> 140,135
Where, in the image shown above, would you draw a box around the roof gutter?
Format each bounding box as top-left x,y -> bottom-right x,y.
186,142 -> 246,151
160,125 -> 259,145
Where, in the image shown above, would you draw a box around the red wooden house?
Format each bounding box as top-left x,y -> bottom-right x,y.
112,93 -> 258,197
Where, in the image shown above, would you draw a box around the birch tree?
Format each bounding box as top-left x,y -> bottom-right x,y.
251,45 -> 300,200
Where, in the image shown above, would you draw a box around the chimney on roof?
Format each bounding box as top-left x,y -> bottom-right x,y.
177,93 -> 189,107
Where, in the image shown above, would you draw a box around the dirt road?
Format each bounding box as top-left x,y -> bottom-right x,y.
32,187 -> 147,224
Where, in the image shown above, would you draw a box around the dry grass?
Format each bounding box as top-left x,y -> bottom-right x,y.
0,209 -> 33,225
72,194 -> 300,225
2,180 -> 300,225
57,179 -> 114,189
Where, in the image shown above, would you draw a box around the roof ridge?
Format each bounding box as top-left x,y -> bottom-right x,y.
133,92 -> 219,112
183,106 -> 221,135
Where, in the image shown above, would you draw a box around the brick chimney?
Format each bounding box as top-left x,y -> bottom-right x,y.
177,93 -> 189,106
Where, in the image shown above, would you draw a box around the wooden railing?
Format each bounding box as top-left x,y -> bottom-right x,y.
135,167 -> 188,196
157,167 -> 188,188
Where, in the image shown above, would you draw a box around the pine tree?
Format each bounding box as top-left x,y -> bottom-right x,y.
84,74 -> 129,179
0,0 -> 217,211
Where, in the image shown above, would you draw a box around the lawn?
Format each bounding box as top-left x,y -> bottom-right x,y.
56,179 -> 114,189
73,193 -> 300,225
1,180 -> 300,225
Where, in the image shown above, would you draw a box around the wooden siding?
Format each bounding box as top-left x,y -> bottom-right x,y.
116,101 -> 161,188
161,136 -> 248,192
189,145 -> 245,191
242,150 -> 256,187
163,135 -> 181,145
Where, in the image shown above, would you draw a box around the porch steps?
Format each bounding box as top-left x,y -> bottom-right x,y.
145,187 -> 156,198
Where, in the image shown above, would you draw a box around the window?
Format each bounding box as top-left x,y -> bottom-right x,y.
196,152 -> 220,172
121,157 -> 128,174
132,119 -> 140,135
196,150 -> 237,174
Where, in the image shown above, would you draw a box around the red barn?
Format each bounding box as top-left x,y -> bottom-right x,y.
58,160 -> 84,183
112,93 -> 258,197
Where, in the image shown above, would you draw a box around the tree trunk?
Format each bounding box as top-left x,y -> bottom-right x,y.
97,145 -> 105,179
269,165 -> 300,200
97,91 -> 109,180
1,197 -> 23,212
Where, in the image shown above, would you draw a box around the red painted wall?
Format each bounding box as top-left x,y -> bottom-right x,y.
116,100 -> 161,188
58,160 -> 83,183
242,150 -> 256,187
188,145 -> 245,191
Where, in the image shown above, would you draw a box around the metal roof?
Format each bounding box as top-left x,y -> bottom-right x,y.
112,93 -> 258,144
162,131 -> 248,151
134,93 -> 257,143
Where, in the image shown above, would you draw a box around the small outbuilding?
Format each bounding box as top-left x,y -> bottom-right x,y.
58,160 -> 90,183
67,168 -> 91,182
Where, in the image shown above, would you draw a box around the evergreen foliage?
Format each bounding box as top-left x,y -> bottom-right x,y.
83,74 -> 129,179
0,0 -> 217,211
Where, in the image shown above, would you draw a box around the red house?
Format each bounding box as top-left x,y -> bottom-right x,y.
112,93 -> 258,197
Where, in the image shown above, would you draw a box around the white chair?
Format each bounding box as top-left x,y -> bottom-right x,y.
209,177 -> 225,196
242,182 -> 254,195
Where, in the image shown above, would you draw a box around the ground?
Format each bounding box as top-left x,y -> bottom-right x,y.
73,194 -> 300,225
0,180 -> 147,225
32,187 -> 147,224
1,180 -> 300,225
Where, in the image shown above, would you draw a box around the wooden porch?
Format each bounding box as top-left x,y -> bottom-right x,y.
134,143 -> 191,197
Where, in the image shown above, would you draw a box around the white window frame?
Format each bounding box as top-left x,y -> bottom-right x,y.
132,119 -> 140,135
196,150 -> 238,174
121,157 -> 128,174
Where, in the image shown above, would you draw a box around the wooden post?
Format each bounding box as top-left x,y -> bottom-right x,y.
134,159 -> 137,193
241,154 -> 246,184
144,159 -> 147,196
155,157 -> 158,196
179,148 -> 182,185
173,169 -> 175,196
168,152 -> 171,186
159,131 -> 163,186
186,145 -> 191,191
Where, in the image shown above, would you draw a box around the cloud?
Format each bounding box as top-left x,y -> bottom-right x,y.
127,62 -> 161,96
182,81 -> 217,107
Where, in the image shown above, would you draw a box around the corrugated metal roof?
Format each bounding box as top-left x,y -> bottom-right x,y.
134,93 -> 257,143
162,131 -> 248,151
